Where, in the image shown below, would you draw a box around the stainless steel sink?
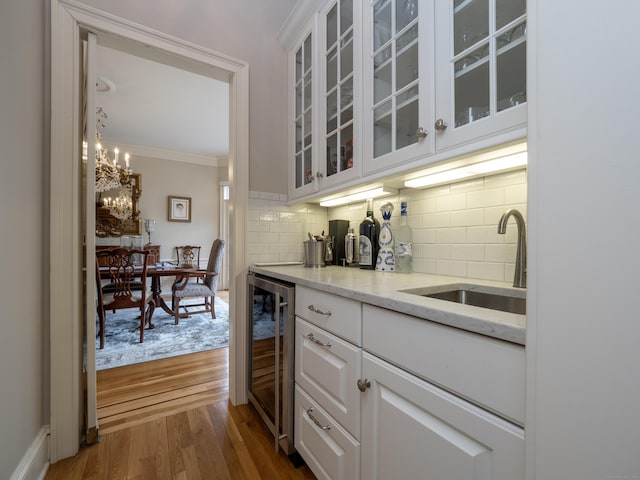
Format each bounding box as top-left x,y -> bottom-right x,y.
400,284 -> 526,315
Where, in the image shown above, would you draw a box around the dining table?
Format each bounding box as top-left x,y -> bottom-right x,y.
146,264 -> 207,323
98,263 -> 207,327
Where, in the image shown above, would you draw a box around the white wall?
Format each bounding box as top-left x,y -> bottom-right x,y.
528,1 -> 640,478
0,1 -> 47,478
78,0 -> 296,195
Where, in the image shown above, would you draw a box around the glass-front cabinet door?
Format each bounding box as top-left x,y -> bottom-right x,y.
318,0 -> 361,189
362,0 -> 435,175
289,25 -> 318,199
434,0 -> 527,151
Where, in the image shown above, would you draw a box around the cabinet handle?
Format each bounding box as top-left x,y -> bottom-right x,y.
357,379 -> 371,392
307,407 -> 331,430
416,127 -> 428,139
307,304 -> 331,316
306,333 -> 331,348
434,118 -> 448,131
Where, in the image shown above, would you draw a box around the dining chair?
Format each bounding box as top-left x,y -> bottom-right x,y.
175,245 -> 201,268
95,248 -> 155,349
171,239 -> 225,324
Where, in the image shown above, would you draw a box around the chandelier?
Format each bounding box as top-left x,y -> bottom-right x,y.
95,107 -> 132,193
102,183 -> 133,220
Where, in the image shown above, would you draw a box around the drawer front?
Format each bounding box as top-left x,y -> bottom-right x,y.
295,318 -> 361,438
295,285 -> 362,345
362,305 -> 526,426
295,385 -> 360,480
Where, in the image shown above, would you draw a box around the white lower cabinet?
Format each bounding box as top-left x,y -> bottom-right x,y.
293,288 -> 524,479
360,352 -> 524,480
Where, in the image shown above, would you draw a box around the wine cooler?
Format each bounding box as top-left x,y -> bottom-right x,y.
246,272 -> 296,454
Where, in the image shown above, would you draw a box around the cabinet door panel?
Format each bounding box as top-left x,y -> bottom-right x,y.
361,353 -> 524,480
434,0 -> 526,151
289,24 -> 318,199
295,318 -> 361,439
363,0 -> 435,174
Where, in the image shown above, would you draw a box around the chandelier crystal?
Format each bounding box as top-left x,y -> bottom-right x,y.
94,107 -> 132,193
103,183 -> 133,220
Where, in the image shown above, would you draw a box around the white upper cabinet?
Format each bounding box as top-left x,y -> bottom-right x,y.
283,0 -> 527,200
289,22 -> 319,199
317,0 -> 362,190
287,0 -> 362,201
362,0 -> 435,175
434,0 -> 527,151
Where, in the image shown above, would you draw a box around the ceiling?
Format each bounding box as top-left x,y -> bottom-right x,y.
96,43 -> 230,166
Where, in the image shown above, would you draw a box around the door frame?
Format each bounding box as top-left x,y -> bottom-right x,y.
50,0 -> 249,461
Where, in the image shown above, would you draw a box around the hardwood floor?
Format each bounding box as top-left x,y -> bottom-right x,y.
46,348 -> 315,479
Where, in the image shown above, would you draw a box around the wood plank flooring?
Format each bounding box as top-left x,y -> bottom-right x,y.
45,348 -> 316,479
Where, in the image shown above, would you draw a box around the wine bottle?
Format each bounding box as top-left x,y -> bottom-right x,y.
394,201 -> 413,273
359,199 -> 380,269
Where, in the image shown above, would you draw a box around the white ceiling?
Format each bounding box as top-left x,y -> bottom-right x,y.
96,44 -> 230,166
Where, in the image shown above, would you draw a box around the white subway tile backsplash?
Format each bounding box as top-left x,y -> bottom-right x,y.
435,193 -> 467,212
505,184 -> 527,204
250,168 -> 526,281
427,244 -> 452,260
435,227 -> 467,244
467,262 -> 505,282
451,244 -> 485,261
485,244 -> 517,263
467,187 -> 505,208
469,225 -> 503,244
422,212 -> 451,228
436,259 -> 467,277
450,209 -> 485,227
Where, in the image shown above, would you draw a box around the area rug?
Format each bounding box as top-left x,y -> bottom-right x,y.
95,296 -> 229,370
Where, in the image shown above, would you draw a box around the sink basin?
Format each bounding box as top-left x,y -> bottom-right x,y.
400,284 -> 526,315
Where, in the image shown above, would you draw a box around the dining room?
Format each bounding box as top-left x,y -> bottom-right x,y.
90,41 -> 232,371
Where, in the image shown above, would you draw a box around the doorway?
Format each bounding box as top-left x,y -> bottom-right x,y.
91,40 -> 230,372
50,1 -> 249,461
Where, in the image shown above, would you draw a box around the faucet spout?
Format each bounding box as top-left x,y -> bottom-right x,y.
498,208 -> 527,288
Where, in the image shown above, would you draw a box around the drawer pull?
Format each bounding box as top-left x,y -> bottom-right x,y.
307,304 -> 332,316
357,379 -> 371,392
307,408 -> 331,430
306,333 -> 331,348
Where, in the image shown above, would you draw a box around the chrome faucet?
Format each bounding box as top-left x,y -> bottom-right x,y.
497,209 -> 527,288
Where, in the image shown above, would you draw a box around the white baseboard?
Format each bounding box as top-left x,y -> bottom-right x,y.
10,426 -> 49,480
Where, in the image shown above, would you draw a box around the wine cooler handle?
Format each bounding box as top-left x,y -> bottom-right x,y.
307,333 -> 331,348
307,304 -> 332,316
307,408 -> 331,430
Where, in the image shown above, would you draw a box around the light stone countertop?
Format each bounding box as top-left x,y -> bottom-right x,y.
249,264 -> 526,346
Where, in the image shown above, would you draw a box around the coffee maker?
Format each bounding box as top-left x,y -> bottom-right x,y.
328,219 -> 349,265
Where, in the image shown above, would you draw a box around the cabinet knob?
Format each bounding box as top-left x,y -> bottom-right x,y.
315,171 -> 323,180
434,119 -> 448,131
416,127 -> 428,139
357,378 -> 371,392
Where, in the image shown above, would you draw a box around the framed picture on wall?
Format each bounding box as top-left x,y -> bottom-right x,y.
168,195 -> 192,222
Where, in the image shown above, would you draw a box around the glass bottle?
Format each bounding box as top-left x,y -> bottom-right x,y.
358,199 -> 380,269
394,201 -> 413,273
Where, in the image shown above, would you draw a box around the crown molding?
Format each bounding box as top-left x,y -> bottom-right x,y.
101,140 -> 227,167
277,0 -> 324,50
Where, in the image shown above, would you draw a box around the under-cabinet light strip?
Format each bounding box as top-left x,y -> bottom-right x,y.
404,152 -> 527,189
319,187 -> 398,207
